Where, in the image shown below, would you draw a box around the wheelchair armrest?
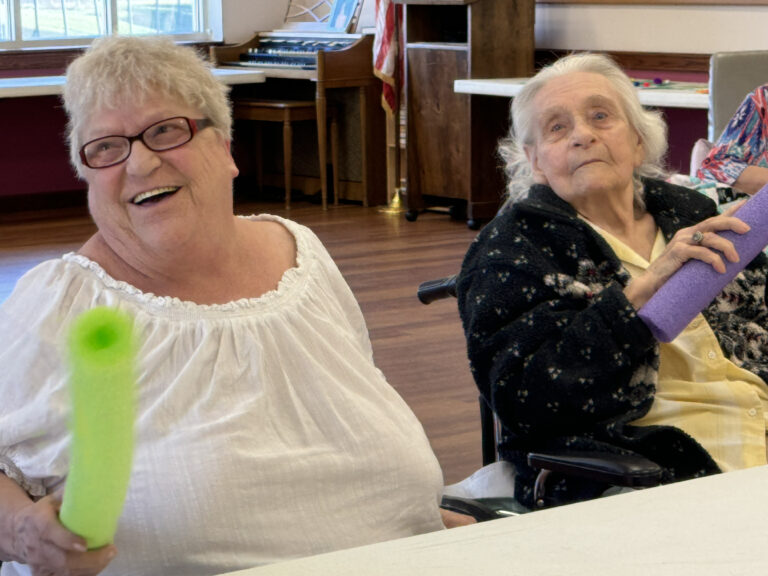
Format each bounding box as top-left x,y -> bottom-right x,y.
527,450 -> 663,488
417,275 -> 458,304
440,495 -> 523,522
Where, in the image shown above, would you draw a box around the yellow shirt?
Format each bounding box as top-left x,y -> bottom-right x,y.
589,223 -> 768,471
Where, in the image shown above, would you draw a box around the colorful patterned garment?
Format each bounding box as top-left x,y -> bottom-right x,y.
698,85 -> 768,187
457,178 -> 768,508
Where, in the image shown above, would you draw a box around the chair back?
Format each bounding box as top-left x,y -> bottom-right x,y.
709,50 -> 768,141
418,275 -> 501,466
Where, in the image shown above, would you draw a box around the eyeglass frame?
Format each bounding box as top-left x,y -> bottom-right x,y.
79,116 -> 214,169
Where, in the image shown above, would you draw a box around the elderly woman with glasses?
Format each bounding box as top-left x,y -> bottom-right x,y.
457,53 -> 768,510
0,36 -> 449,576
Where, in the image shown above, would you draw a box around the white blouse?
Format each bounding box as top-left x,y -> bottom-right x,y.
0,214 -> 445,576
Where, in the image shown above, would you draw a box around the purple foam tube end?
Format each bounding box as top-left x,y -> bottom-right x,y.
638,184 -> 768,342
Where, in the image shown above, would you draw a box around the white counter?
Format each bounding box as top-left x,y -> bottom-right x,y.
218,465 -> 768,576
454,77 -> 710,110
0,68 -> 265,98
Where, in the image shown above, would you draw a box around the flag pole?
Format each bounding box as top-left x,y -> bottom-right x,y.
379,102 -> 405,214
374,0 -> 405,214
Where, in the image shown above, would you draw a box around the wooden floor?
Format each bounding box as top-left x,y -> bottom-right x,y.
0,198 -> 482,484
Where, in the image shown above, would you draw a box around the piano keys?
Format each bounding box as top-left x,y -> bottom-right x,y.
210,31 -> 386,206
230,33 -> 360,71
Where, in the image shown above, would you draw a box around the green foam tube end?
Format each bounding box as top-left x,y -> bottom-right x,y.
60,307 -> 136,549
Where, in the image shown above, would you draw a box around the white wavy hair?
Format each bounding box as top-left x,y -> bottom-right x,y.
63,35 -> 232,176
498,52 -> 668,211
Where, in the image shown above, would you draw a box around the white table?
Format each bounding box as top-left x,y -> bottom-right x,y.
219,465 -> 768,576
0,68 -> 265,98
454,77 -> 710,110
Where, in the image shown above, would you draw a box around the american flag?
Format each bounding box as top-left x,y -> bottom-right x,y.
373,0 -> 402,115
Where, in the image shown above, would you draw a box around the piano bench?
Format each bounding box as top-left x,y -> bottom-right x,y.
232,99 -> 339,210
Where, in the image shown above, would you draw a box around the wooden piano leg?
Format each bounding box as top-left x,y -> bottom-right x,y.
255,123 -> 263,195
283,116 -> 292,210
359,86 -> 368,207
331,109 -> 339,206
316,94 -> 328,211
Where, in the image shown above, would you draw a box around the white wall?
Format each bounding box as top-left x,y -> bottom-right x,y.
536,5 -> 768,54
221,0 -> 376,44
221,0 -> 290,43
220,2 -> 768,54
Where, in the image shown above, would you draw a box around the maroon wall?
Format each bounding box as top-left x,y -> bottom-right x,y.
0,95 -> 84,199
625,69 -> 710,175
0,69 -> 710,201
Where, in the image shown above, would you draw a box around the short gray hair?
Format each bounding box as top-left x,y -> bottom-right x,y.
63,35 -> 232,176
499,52 -> 668,210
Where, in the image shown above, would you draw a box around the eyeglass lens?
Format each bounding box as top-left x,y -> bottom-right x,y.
82,117 -> 194,168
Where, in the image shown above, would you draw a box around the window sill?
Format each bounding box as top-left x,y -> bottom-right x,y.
0,41 -> 218,74
0,67 -> 265,98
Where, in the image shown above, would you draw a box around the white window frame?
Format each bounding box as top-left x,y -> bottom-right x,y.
0,0 -> 222,50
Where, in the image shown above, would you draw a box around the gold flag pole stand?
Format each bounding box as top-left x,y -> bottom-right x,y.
379,98 -> 405,215
379,186 -> 405,215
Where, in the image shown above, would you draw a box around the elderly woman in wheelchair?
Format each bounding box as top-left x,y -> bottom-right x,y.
455,53 -> 768,511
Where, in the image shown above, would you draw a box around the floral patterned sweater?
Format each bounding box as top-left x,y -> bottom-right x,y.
457,178 -> 768,508
697,84 -> 768,187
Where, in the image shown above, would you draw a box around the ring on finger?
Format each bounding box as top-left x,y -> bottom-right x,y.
692,230 -> 704,245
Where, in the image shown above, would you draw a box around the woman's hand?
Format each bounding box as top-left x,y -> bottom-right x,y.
625,202 -> 751,309
440,508 -> 477,528
11,493 -> 116,576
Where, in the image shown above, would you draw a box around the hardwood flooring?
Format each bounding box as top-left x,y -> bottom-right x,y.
0,199 -> 482,484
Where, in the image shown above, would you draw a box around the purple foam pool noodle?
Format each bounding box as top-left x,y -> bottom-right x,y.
638,184 -> 768,342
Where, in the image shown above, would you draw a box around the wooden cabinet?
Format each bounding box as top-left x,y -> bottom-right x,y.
396,0 -> 534,227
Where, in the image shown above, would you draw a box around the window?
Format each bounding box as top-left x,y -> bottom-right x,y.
0,0 -> 221,48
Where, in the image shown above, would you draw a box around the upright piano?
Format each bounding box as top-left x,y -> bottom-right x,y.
210,30 -> 386,207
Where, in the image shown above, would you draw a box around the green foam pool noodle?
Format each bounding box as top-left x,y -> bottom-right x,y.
60,307 -> 136,549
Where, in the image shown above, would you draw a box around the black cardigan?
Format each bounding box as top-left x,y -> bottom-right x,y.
458,178 -> 768,507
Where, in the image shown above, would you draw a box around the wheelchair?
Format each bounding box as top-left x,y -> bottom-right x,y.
419,275 -> 664,521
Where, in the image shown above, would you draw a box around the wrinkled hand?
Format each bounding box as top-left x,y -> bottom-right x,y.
626,203 -> 750,308
11,493 -> 116,576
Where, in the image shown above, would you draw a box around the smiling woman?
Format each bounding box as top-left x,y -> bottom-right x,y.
0,35 -> 448,576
